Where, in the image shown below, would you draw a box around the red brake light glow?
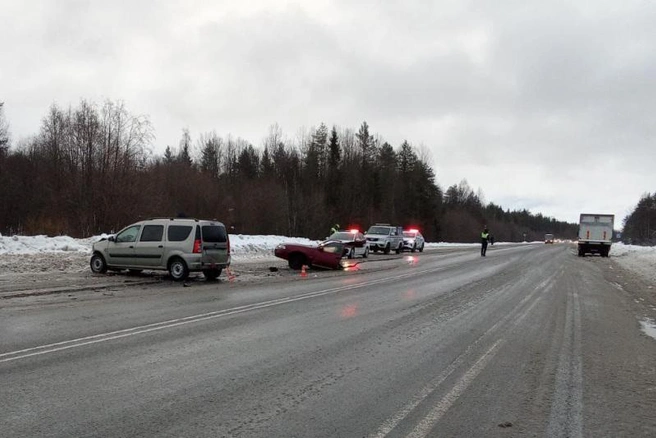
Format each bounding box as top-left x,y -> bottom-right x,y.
193,239 -> 202,253
349,229 -> 359,233
408,229 -> 419,233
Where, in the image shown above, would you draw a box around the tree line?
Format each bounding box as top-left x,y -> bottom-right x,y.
622,193 -> 656,245
0,99 -> 578,241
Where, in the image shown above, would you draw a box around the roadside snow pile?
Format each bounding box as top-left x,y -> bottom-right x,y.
610,243 -> 656,285
0,234 -> 316,259
229,235 -> 317,260
0,235 -> 94,254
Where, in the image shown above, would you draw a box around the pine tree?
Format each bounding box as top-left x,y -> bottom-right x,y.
178,128 -> 193,166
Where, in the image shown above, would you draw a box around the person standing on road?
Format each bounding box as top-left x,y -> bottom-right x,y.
481,227 -> 490,256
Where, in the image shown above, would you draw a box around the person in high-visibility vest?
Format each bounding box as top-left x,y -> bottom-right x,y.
481,227 -> 490,256
330,223 -> 340,235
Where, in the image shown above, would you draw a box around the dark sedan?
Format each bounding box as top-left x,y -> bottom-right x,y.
274,240 -> 345,270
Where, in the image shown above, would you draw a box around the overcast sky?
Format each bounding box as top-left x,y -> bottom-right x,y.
2,0 -> 655,226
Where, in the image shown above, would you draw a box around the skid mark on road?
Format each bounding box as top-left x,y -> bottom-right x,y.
369,268 -> 550,438
546,289 -> 583,438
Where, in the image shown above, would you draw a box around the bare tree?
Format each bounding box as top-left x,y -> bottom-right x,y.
0,102 -> 10,155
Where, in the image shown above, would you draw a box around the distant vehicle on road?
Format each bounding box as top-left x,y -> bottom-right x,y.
365,224 -> 404,254
328,230 -> 369,259
544,233 -> 555,244
577,214 -> 614,257
274,240 -> 345,270
402,229 -> 425,252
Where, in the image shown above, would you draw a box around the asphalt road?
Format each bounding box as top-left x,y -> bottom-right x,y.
1,244 -> 656,437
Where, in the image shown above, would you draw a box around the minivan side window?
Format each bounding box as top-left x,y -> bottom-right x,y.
168,225 -> 193,242
202,225 -> 227,243
116,225 -> 141,243
140,225 -> 164,242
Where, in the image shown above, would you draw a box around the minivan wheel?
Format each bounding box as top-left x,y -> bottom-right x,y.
168,257 -> 189,281
384,243 -> 391,255
90,254 -> 107,274
203,269 -> 222,281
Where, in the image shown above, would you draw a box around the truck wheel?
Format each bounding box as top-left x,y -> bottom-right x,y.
384,243 -> 391,255
578,247 -> 584,257
395,243 -> 401,254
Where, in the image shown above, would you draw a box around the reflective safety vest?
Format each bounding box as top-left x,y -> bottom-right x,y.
481,232 -> 489,240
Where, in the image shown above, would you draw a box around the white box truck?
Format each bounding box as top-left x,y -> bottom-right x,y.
577,214 -> 614,257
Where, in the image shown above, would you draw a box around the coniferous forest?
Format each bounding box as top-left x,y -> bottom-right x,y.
0,99 -> 581,241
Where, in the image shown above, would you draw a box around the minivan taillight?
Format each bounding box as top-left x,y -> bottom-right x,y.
226,236 -> 231,255
193,239 -> 202,253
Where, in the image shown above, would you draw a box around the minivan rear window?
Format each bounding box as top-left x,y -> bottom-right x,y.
168,225 -> 193,242
202,225 -> 227,242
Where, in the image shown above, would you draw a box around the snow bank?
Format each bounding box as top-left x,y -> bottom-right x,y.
0,233 -> 317,260
228,235 -> 317,260
610,243 -> 656,285
0,235 -> 94,254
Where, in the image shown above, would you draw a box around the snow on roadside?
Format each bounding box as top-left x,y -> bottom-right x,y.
610,243 -> 656,285
641,318 -> 656,342
0,235 -> 94,254
228,235 -> 316,260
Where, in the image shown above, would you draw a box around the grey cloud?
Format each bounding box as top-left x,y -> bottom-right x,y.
2,0 -> 656,223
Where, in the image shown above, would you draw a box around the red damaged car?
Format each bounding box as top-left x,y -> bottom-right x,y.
274,240 -> 345,270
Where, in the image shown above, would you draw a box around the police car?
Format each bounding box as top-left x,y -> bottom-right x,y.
402,229 -> 425,252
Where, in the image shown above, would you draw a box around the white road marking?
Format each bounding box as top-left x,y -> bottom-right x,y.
0,266 -> 444,364
369,266 -> 557,437
406,340 -> 502,438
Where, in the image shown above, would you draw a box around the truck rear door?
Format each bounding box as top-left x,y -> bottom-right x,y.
579,215 -> 613,242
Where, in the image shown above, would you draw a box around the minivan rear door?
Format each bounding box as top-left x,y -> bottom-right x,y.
200,223 -> 230,267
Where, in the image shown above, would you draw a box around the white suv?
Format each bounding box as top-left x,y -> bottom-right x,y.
90,218 -> 231,281
365,224 -> 404,254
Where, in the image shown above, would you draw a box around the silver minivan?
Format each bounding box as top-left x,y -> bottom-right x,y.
90,218 -> 231,281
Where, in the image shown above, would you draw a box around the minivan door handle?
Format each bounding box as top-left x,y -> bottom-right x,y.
158,245 -> 164,248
